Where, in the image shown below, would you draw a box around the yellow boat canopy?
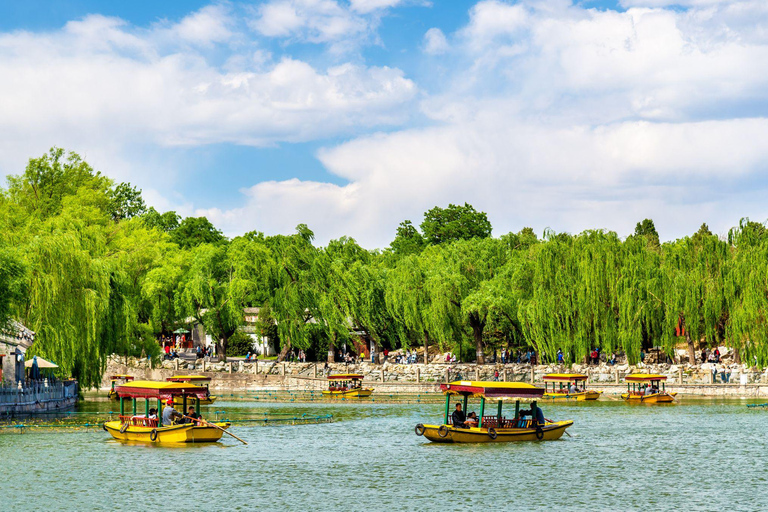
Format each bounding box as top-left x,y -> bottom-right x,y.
440,381 -> 544,399
543,373 -> 587,382
115,380 -> 209,400
166,375 -> 212,382
625,374 -> 667,382
327,374 -> 364,380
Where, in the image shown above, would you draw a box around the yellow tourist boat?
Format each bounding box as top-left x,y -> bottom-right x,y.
542,373 -> 602,401
166,375 -> 217,405
103,380 -> 231,444
107,374 -> 134,401
415,381 -> 573,443
322,374 -> 373,398
621,374 -> 676,403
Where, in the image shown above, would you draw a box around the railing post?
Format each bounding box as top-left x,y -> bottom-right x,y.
415,367 -> 420,383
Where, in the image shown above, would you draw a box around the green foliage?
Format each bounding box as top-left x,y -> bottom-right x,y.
0,244 -> 27,328
108,182 -> 146,221
227,331 -> 255,356
171,216 -> 226,249
142,207 -> 181,233
390,220 -> 425,255
420,203 -> 492,245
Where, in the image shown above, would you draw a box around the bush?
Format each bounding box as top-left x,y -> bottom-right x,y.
227,331 -> 255,356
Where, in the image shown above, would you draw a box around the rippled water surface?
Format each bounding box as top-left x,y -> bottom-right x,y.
2,397 -> 768,511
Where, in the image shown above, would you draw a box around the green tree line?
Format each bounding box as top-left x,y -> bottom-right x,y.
2,149 -> 768,387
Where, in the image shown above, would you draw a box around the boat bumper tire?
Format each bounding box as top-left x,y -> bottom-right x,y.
438,425 -> 450,438
415,424 -> 426,436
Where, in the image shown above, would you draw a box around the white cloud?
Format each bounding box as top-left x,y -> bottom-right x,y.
250,0 -> 370,48
423,27 -> 449,54
204,0 -> 768,247
349,0 -> 405,14
0,7 -> 416,186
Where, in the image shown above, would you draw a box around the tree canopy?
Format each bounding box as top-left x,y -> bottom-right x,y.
6,148 -> 768,387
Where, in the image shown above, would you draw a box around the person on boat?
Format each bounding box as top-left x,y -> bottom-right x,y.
519,404 -> 545,426
451,403 -> 467,428
569,382 -> 578,394
148,408 -> 158,419
185,405 -> 202,425
465,411 -> 479,428
162,399 -> 182,426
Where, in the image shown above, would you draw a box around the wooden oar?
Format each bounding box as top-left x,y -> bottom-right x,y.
182,415 -> 248,445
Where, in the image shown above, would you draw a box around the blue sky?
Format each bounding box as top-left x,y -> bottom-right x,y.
1,0 -> 767,247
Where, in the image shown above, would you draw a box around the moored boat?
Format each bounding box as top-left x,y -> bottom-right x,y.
415,381 -> 573,443
322,374 -> 372,398
166,375 -> 217,405
542,373 -> 602,401
107,375 -> 134,401
621,374 -> 676,403
103,380 -> 231,444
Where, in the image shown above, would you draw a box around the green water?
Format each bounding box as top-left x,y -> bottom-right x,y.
2,397 -> 767,511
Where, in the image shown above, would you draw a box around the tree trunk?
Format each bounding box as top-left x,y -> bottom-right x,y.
328,334 -> 336,364
217,337 -> 227,363
276,338 -> 292,362
423,331 -> 430,364
469,313 -> 485,364
686,332 -> 696,365
734,348 -> 741,364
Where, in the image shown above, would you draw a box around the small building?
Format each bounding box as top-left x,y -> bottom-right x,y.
0,320 -> 34,383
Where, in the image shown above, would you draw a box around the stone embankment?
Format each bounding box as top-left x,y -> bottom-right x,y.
104,355 -> 768,397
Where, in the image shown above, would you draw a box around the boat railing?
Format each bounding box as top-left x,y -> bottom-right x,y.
118,415 -> 159,427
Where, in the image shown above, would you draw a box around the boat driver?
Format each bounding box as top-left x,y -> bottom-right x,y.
162,399 -> 182,426
451,403 -> 467,428
519,403 -> 546,426
569,382 -> 578,394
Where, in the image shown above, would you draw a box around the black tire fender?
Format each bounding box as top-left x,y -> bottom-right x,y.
102,423 -> 108,432
150,429 -> 158,442
488,427 -> 498,440
119,422 -> 129,434
535,426 -> 544,440
414,424 -> 426,436
438,425 -> 450,438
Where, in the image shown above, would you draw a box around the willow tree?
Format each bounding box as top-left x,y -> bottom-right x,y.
261,225 -> 322,362
386,254 -> 434,363
660,231 -> 729,364
0,243 -> 27,328
177,243 -> 241,361
616,234 -> 665,363
423,237 -> 509,364
518,230 -> 623,364
725,219 -> 768,364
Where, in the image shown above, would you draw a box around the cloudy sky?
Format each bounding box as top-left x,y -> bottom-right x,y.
1,0 -> 767,247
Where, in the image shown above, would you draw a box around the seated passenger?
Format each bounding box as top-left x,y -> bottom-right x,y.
185,405 -> 202,425
451,403 -> 467,428
569,383 -> 578,394
465,411 -> 479,428
162,399 -> 182,426
148,408 -> 158,420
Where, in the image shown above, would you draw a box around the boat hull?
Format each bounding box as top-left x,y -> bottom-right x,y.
104,420 -> 230,443
418,421 -> 573,443
621,392 -> 676,403
543,391 -> 601,401
322,389 -> 373,398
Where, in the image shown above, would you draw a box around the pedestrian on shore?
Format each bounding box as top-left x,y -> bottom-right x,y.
494,370 -> 499,381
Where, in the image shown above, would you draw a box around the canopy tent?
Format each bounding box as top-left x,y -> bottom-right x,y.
327,374 -> 364,380
625,374 -> 667,382
166,375 -> 211,383
543,373 -> 588,382
440,381 -> 544,399
24,357 -> 58,369
172,329 -> 190,334
115,380 -> 209,400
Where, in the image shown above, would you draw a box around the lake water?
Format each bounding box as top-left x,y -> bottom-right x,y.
2,397 -> 767,511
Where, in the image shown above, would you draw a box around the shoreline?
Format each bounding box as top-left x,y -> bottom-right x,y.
104,356 -> 768,398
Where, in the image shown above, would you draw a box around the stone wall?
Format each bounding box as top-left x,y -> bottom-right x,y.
104,355 -> 768,397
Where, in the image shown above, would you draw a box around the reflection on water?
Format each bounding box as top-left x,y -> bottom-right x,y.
2,397 -> 768,511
